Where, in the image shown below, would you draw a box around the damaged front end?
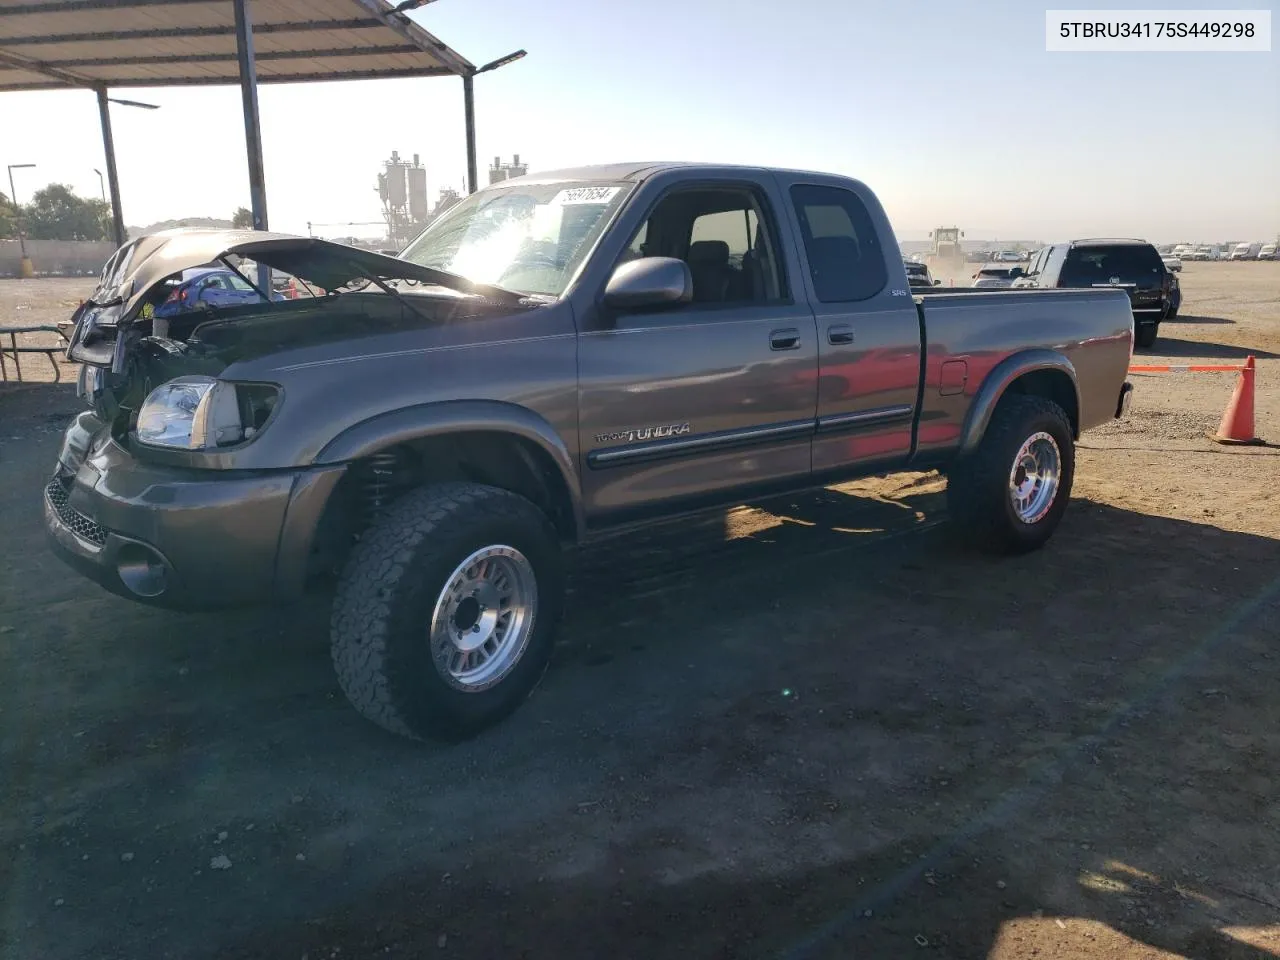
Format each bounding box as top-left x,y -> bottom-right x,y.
66,229 -> 525,453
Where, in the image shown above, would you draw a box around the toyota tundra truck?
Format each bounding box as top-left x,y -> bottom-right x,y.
48,162 -> 1135,741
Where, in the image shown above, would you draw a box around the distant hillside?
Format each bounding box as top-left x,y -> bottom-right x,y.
128,217 -> 235,235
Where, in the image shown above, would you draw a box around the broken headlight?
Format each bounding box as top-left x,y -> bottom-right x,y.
134,375 -> 279,450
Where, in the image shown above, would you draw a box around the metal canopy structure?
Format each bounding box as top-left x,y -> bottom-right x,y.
0,0 -> 521,248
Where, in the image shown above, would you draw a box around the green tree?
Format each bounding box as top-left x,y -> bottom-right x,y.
23,184 -> 111,241
0,190 -> 15,240
232,206 -> 254,229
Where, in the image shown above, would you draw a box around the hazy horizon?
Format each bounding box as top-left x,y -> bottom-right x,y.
3,0 -> 1277,243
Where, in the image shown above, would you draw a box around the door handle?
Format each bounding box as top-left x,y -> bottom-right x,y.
828,324 -> 854,345
770,328 -> 800,351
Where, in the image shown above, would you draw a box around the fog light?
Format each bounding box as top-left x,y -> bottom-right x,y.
116,543 -> 168,598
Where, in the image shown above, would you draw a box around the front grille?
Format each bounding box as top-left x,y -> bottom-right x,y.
45,475 -> 107,547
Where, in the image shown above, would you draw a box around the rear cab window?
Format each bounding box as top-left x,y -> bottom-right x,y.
789,184 -> 887,302
1060,244 -> 1165,288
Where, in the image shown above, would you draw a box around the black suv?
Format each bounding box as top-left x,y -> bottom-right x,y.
1014,239 -> 1172,347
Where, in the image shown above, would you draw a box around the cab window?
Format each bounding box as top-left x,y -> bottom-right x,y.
789,184 -> 887,302
618,186 -> 785,304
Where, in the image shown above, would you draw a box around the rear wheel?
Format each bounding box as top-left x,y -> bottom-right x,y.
331,482 -> 564,741
1134,323 -> 1159,349
947,395 -> 1075,554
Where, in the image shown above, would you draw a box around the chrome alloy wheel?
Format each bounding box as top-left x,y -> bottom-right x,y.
429,545 -> 537,691
1008,431 -> 1061,524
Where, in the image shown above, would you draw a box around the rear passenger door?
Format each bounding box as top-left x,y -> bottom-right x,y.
576,177 -> 818,524
782,180 -> 923,475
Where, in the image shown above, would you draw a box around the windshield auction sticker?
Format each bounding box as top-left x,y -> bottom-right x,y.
1046,9 -> 1270,50
552,186 -> 622,205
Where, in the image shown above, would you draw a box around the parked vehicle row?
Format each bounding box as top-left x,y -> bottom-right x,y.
1167,241 -> 1278,261
50,161 -> 1135,741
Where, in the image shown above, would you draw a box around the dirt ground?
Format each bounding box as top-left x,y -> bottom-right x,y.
1,262 -> 1279,960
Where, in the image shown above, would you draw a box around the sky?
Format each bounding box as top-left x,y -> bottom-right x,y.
2,0 -> 1277,243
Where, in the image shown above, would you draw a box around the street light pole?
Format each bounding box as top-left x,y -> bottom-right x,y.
462,50 -> 526,194
92,92 -> 158,248
462,74 -> 476,195
7,162 -> 36,275
96,87 -> 128,247
93,168 -> 106,203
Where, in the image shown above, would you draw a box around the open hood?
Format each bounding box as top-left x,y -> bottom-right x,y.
67,228 -> 524,368
86,229 -> 517,317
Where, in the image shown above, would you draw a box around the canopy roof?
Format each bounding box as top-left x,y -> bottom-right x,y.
0,0 -> 476,91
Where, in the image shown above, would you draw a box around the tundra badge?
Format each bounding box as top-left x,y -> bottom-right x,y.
594,423 -> 691,445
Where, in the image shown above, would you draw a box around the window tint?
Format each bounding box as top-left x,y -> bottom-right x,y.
789,184 -> 887,302
619,186 -> 784,305
1060,244 -> 1164,287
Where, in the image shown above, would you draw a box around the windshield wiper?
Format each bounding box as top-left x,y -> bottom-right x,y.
396,261 -> 530,305
348,261 -> 436,323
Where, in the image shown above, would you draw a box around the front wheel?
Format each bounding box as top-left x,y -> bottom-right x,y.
331,482 -> 564,741
946,395 -> 1075,554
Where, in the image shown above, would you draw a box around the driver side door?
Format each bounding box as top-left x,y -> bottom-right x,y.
576,175 -> 818,526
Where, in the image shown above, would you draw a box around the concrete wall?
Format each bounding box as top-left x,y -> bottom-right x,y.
0,240 -> 116,279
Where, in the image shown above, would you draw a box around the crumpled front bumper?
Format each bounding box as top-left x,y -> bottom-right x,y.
43,411 -> 344,610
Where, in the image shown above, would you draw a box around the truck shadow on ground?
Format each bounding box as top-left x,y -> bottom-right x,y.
1164,313 -> 1234,326
209,496 -> 1280,960
5,386 -> 1280,960
219,840 -> 1280,959
1145,335 -> 1277,360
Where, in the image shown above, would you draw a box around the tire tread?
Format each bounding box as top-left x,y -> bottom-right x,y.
330,482 -> 558,740
947,394 -> 1073,554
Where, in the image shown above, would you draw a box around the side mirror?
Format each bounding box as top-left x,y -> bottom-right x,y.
603,257 -> 692,311
933,279 -> 941,285
1010,267 -> 1024,278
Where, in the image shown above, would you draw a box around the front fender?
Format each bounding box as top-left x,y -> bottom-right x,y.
958,349 -> 1079,455
313,399 -> 584,535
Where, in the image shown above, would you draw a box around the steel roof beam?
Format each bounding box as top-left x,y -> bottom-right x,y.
44,44 -> 421,68
0,47 -> 98,87
1,19 -> 383,45
349,0 -> 473,75
0,0 -> 216,15
0,66 -> 456,90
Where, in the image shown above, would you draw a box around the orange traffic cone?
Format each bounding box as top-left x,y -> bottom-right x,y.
1210,355 -> 1264,445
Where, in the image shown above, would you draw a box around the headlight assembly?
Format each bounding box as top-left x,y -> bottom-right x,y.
134,376 -> 279,450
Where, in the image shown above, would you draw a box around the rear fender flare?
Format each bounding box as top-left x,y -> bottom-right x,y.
958,349 -> 1080,455
314,400 -> 584,538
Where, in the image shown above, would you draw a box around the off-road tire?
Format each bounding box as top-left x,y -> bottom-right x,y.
946,395 -> 1075,555
331,482 -> 564,741
1134,322 -> 1159,349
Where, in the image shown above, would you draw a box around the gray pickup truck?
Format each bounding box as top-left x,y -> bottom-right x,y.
48,162 -> 1135,741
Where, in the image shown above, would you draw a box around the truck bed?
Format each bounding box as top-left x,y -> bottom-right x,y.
913,286 -> 1063,296
908,284 -> 1133,462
